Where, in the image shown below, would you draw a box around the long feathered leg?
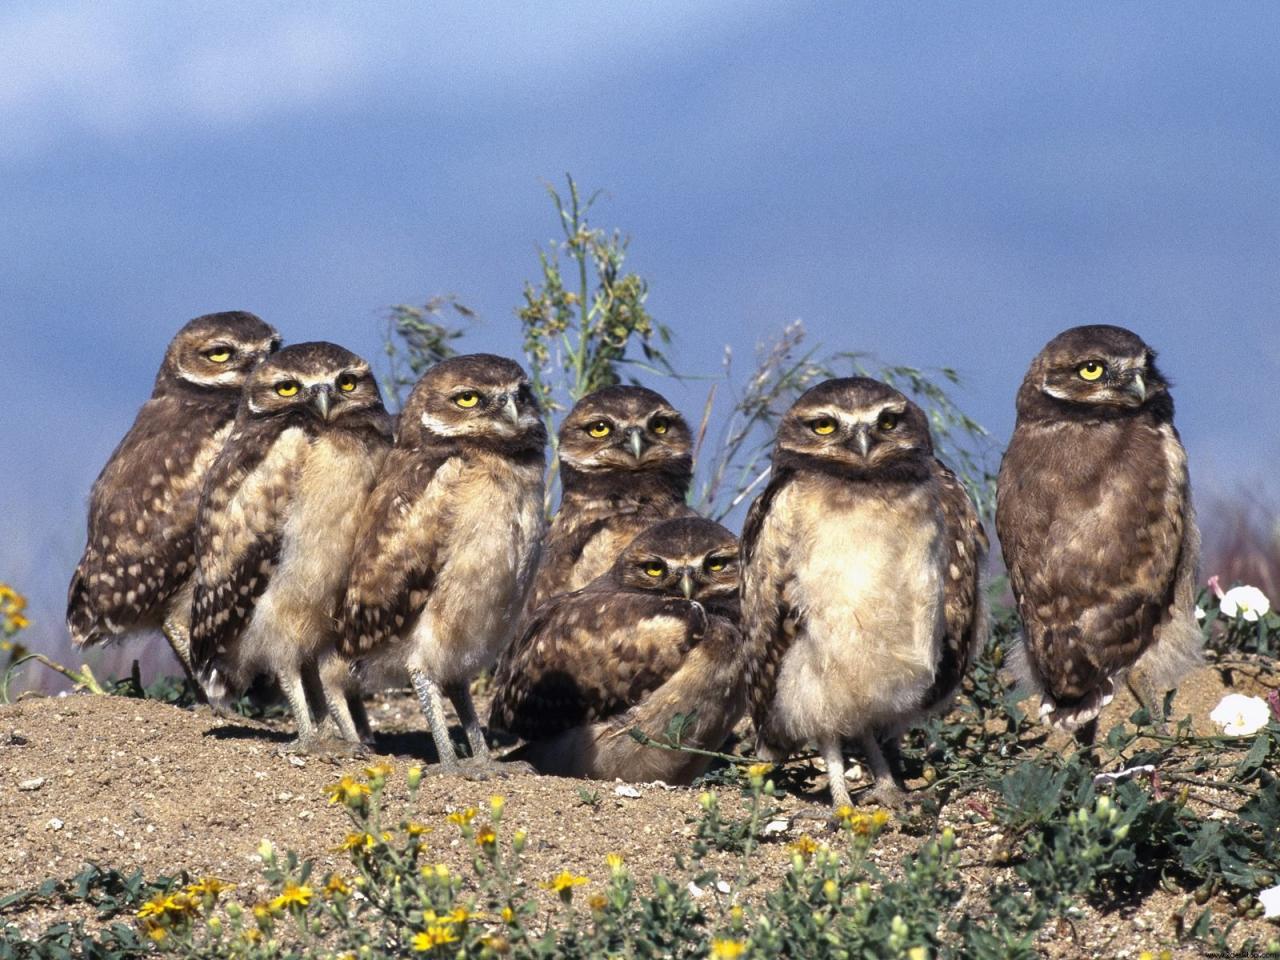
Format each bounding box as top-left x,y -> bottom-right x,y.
860,734 -> 907,808
445,681 -> 491,761
279,667 -> 319,748
411,669 -> 460,769
822,737 -> 854,810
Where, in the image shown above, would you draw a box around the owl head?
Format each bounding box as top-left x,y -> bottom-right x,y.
1019,325 -> 1170,418
774,377 -> 933,481
242,342 -> 385,424
557,386 -> 692,479
398,353 -> 545,451
609,517 -> 739,605
158,311 -> 280,393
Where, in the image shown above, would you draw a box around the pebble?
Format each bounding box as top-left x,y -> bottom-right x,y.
614,785 -> 642,798
763,819 -> 790,835
45,818 -> 63,831
17,777 -> 45,791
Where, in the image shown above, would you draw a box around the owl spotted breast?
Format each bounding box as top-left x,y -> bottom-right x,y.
191,342 -> 392,748
741,377 -> 986,809
490,517 -> 745,785
67,311 -> 280,680
524,385 -> 696,612
338,354 -> 546,770
996,325 -> 1200,735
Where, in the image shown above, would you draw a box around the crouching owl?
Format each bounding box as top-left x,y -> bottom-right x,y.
996,325 -> 1200,737
741,377 -> 987,809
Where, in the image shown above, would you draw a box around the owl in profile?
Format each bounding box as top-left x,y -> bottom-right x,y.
489,517 -> 746,785
524,385 -> 695,612
67,311 -> 280,682
190,343 -> 393,748
338,355 -> 546,770
996,325 -> 1200,737
741,377 -> 987,809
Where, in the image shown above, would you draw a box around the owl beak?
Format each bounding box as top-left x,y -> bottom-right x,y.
498,393 -> 519,425
625,427 -> 647,460
678,568 -> 695,599
311,384 -> 333,421
1126,372 -> 1147,402
854,426 -> 871,459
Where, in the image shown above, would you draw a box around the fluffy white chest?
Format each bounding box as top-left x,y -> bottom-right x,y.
770,478 -> 946,740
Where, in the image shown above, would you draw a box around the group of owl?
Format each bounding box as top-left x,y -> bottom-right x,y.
68,312 -> 1199,808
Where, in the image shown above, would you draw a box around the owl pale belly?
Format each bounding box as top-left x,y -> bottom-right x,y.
238,433 -> 382,673
406,463 -> 545,684
771,483 -> 946,742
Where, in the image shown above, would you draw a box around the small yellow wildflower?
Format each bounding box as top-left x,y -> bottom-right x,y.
324,874 -> 352,898
588,893 -> 608,912
422,863 -> 451,880
446,807 -> 478,827
364,761 -> 394,780
144,924 -> 168,943
186,876 -> 234,899
475,826 -> 497,848
711,938 -> 747,959
789,835 -> 820,858
407,765 -> 423,789
745,762 -> 773,780
327,776 -> 371,807
490,795 -> 506,819
501,906 -> 516,923
449,906 -> 470,924
907,948 -> 929,960
405,821 -> 432,837
336,832 -> 377,853
545,871 -> 589,894
271,883 -> 313,911
412,925 -> 459,950
606,852 -> 625,874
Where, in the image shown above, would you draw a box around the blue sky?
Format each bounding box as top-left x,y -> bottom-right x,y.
3,2 -> 1278,670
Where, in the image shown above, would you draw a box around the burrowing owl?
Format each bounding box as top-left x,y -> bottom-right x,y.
190,342 -> 392,747
339,354 -> 546,770
525,385 -> 695,612
67,311 -> 280,682
741,377 -> 987,809
490,517 -> 745,785
996,325 -> 1200,736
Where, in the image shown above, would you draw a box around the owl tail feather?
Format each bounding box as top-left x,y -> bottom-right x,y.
1005,640 -> 1117,732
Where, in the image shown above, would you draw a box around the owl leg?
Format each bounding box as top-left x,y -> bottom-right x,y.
410,669 -> 460,770
161,614 -> 209,705
1126,668 -> 1168,733
347,693 -> 375,745
859,734 -> 908,809
821,738 -> 855,810
444,681 -> 491,762
278,667 -> 320,747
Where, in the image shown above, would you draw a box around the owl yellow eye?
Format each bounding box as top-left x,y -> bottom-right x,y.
705,556 -> 729,573
1078,361 -> 1105,381
337,373 -> 358,393
810,417 -> 837,436
205,348 -> 232,363
454,391 -> 480,408
643,561 -> 666,578
587,421 -> 612,439
650,417 -> 669,435
275,381 -> 300,398
877,412 -> 899,432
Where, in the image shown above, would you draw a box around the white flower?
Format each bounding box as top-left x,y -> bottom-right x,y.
1219,585 -> 1270,621
1194,605 -> 1206,622
1209,693 -> 1271,737
1259,883 -> 1280,919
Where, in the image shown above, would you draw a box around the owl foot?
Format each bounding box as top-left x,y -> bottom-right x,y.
860,780 -> 911,811
278,735 -> 369,760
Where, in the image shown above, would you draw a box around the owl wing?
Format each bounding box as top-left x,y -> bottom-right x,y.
190,421 -> 307,671
488,587 -> 707,741
739,468 -> 803,748
996,420 -> 1188,706
920,460 -> 989,711
67,394 -> 235,646
338,447 -> 459,657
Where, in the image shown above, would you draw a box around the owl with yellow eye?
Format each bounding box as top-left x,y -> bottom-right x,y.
338,354 -> 546,770
68,311 -> 280,684
997,325 -> 1200,739
741,377 -> 987,810
191,342 -> 393,750
524,385 -> 696,613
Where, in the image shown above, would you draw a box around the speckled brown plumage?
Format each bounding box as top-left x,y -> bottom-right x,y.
67,311 -> 280,678
525,386 -> 695,612
996,325 -> 1200,732
490,517 -> 744,784
191,342 -> 392,746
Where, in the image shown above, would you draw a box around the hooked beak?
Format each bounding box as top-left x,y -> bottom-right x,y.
625,426 -> 646,460
311,384 -> 333,421
854,426 -> 871,459
1126,372 -> 1147,403
498,393 -> 519,425
678,569 -> 695,599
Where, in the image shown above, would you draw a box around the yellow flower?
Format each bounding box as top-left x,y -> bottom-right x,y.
588,893 -> 608,912
490,795 -> 506,819
336,832 -> 377,853
144,924 -> 168,943
327,776 -> 371,807
364,761 -> 394,780
9,614 -> 29,631
606,852 -> 625,874
405,821 -> 432,837
324,874 -> 352,898
446,807 -> 478,827
546,871 -> 588,893
501,906 -> 515,923
711,938 -> 747,959
789,835 -> 819,858
271,883 -> 313,911
412,925 -> 459,950
186,876 -> 235,899
745,762 -> 773,780
475,826 -> 497,848
422,863 -> 451,880
907,948 -> 929,960
407,765 -> 423,789
449,906 -> 470,924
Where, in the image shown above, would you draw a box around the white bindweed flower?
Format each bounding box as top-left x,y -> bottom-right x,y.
1219,585 -> 1270,621
1195,605 -> 1206,622
1259,883 -> 1280,919
1209,693 -> 1271,737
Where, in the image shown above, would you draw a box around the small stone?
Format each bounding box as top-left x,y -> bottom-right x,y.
763,819 -> 790,835
844,763 -> 864,783
17,777 -> 45,792
715,880 -> 731,894
287,755 -> 306,768
687,881 -> 705,898
46,818 -> 63,831
614,785 -> 641,798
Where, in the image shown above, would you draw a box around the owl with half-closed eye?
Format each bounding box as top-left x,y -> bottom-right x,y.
741,377 -> 987,810
67,311 -> 280,683
524,385 -> 696,613
490,517 -> 746,785
191,342 -> 393,749
997,325 -> 1200,739
338,354 -> 546,770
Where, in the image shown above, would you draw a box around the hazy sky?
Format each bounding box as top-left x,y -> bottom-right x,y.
3,2 -> 1278,669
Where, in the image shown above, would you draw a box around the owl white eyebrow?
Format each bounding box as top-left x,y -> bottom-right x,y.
418,410 -> 474,436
